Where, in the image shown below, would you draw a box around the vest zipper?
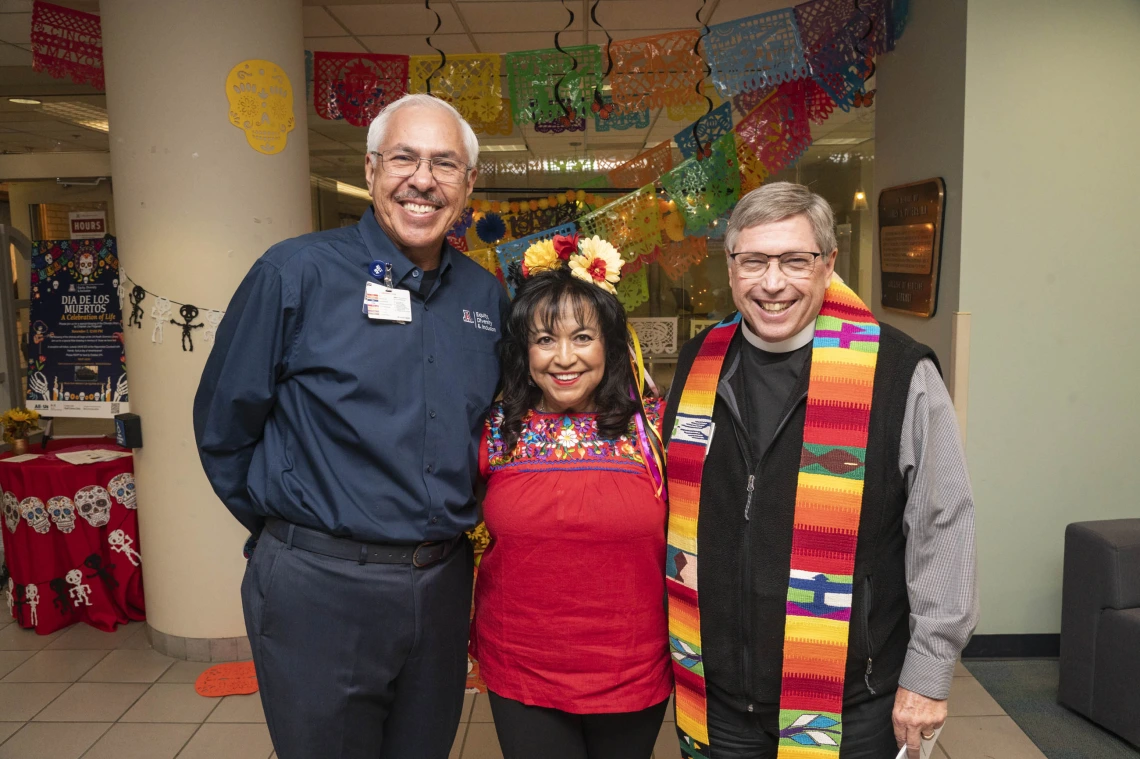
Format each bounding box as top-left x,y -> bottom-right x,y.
744,475 -> 755,520
862,575 -> 877,695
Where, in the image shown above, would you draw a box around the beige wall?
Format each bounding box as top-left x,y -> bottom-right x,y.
960,0 -> 1140,633
871,0 -> 967,371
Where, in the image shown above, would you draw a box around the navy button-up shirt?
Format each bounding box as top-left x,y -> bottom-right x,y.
193,210 -> 509,543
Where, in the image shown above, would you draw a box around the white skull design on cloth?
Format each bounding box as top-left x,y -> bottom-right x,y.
19,497 -> 50,534
65,569 -> 92,606
107,473 -> 136,510
2,492 -> 19,533
47,496 -> 76,533
74,485 -> 111,528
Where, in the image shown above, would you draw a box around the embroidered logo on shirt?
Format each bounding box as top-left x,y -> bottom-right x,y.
462,310 -> 475,324
474,312 -> 496,333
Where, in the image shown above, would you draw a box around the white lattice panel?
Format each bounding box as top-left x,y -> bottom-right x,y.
629,317 -> 678,355
689,319 -> 719,338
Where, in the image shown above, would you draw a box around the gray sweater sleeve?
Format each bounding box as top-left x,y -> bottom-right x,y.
897,358 -> 980,700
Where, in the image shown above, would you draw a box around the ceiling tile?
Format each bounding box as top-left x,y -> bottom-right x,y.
589,2 -> 706,30
458,2 -> 583,34
0,1 -> 35,12
0,13 -> 30,45
709,0 -> 793,25
302,7 -> 346,37
328,4 -> 463,36
356,33 -> 476,56
473,31 -> 585,53
0,42 -> 30,65
305,36 -> 367,53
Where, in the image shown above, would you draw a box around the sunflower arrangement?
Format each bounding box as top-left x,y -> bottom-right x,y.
1,407 -> 40,443
518,232 -> 624,294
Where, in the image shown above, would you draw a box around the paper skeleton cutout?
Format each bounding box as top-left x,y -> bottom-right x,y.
170,304 -> 204,351
19,497 -> 50,534
84,554 -> 118,589
108,529 -> 141,566
65,569 -> 93,607
49,578 -> 72,614
151,297 -> 171,344
108,473 -> 136,510
203,310 -> 223,344
74,485 -> 111,528
47,495 -> 76,533
25,584 -> 38,626
128,285 -> 146,328
3,492 -> 20,533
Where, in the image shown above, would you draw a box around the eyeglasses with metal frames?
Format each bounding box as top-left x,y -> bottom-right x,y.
728,250 -> 824,279
369,150 -> 470,184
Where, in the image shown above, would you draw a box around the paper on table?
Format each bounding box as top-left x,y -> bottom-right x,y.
893,726 -> 944,759
55,450 -> 133,465
1,453 -> 42,463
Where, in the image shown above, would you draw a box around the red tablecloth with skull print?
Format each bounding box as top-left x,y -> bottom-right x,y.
0,438 -> 144,634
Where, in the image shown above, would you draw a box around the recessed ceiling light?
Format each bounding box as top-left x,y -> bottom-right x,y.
813,137 -> 869,146
335,181 -> 371,201
8,98 -> 42,105
40,101 -> 109,133
480,144 -> 528,153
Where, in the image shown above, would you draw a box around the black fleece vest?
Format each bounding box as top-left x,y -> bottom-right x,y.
663,320 -> 938,710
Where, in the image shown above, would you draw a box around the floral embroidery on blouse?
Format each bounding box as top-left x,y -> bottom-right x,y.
485,399 -> 664,475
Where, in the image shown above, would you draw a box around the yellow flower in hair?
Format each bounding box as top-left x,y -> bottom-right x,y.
569,235 -> 623,295
522,238 -> 560,277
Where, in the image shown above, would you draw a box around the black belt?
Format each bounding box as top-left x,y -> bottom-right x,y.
264,518 -> 463,568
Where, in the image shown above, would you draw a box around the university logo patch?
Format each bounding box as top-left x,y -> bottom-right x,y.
462,310 -> 475,324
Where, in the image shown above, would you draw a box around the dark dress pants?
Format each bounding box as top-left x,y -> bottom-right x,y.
242,526 -> 474,759
705,687 -> 898,759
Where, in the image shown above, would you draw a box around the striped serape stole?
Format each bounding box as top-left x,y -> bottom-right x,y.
665,312 -> 741,759
665,280 -> 880,758
777,280 -> 879,757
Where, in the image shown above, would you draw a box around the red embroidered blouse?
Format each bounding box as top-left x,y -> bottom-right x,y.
471,399 -> 673,714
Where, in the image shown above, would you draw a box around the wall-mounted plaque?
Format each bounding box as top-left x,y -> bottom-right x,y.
878,178 -> 946,317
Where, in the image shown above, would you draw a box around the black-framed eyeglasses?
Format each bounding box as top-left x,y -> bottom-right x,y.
369,150 -> 470,184
728,251 -> 823,279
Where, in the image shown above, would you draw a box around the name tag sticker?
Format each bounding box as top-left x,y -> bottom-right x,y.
363,281 -> 412,323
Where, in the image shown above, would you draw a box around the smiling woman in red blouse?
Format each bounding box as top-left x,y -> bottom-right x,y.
471,243 -> 672,759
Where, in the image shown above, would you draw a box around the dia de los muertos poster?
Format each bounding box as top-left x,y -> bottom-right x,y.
26,238 -> 128,418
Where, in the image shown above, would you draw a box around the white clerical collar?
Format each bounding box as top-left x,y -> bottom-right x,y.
740,318 -> 815,353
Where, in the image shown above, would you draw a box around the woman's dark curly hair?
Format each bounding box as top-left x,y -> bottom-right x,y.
499,267 -> 639,454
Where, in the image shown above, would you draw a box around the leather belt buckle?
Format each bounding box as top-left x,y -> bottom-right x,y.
412,541 -> 439,568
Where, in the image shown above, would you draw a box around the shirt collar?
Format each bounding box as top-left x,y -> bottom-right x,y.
357,208 -> 453,287
740,317 -> 815,353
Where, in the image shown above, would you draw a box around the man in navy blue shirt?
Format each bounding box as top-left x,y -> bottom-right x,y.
194,94 -> 508,759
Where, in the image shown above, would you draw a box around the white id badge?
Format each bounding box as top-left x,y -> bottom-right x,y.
364,281 -> 412,323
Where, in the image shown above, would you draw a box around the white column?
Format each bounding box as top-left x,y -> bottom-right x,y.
100,0 -> 310,643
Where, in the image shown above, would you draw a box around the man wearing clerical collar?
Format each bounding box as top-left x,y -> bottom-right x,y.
662,182 -> 978,759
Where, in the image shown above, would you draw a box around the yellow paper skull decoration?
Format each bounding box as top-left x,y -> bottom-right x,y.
226,59 -> 295,155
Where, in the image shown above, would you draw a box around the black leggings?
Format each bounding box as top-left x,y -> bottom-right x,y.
488,691 -> 669,759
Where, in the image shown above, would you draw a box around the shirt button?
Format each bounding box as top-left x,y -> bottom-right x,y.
428,355 -> 434,363
429,411 -> 437,418
431,517 -> 439,524
426,465 -> 433,474
412,269 -> 420,278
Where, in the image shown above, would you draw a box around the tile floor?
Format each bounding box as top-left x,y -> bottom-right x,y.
0,618 -> 1048,759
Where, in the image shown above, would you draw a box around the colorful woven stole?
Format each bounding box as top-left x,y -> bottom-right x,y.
666,280 -> 879,758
